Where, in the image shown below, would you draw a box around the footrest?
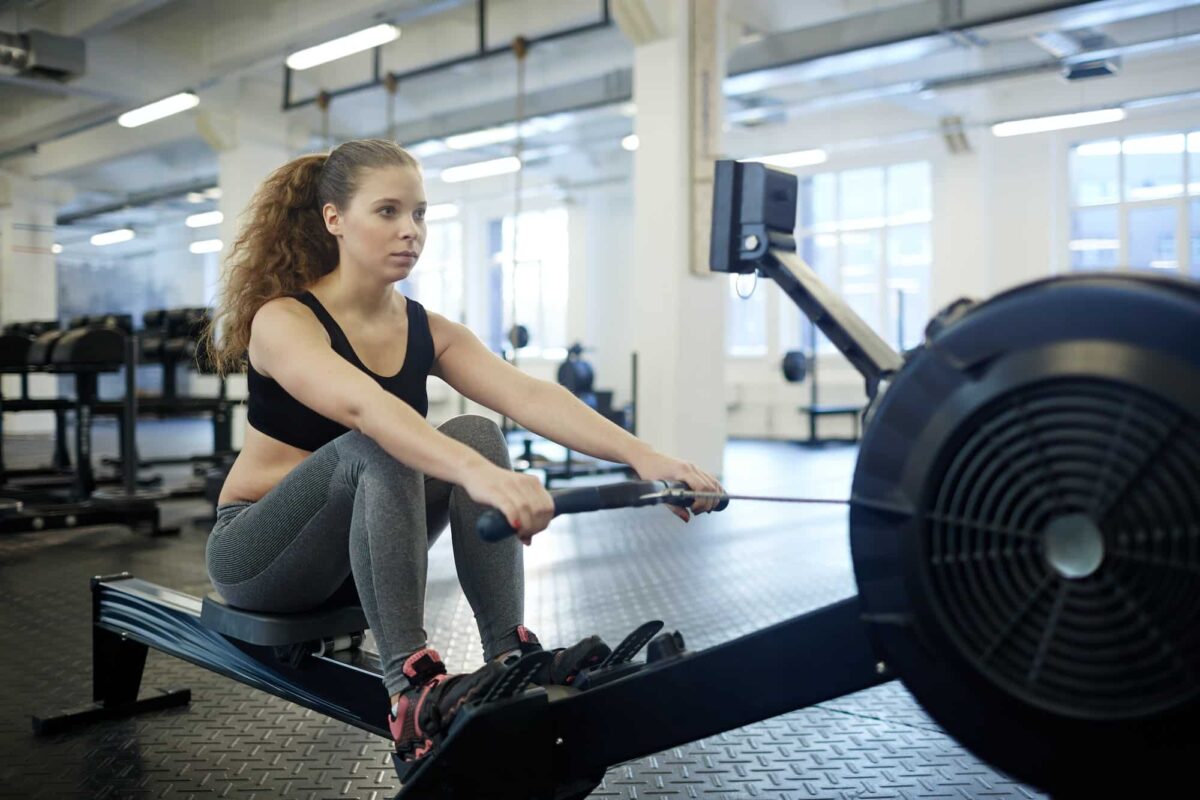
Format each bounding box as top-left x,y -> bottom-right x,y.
480,651 -> 552,703
601,620 -> 664,668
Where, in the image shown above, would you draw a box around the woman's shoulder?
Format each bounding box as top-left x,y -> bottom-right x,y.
250,296 -> 328,347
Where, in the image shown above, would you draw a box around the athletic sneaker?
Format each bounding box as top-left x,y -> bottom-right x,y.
389,647 -> 505,765
512,625 -> 611,687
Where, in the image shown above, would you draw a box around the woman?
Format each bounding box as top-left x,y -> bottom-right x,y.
202,139 -> 723,767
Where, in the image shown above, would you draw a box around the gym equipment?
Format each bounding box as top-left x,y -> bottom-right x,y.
780,349 -> 808,383
67,313 -> 135,334
506,324 -> 530,350
0,321 -> 73,483
555,343 -> 594,394
477,480 -> 731,541
100,306 -> 237,492
0,321 -> 167,534
707,158 -> 1199,794
39,159 -> 1197,798
33,564 -> 674,794
793,321 -> 864,444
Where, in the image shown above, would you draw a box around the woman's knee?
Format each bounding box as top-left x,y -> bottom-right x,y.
437,415 -> 510,468
333,430 -> 419,482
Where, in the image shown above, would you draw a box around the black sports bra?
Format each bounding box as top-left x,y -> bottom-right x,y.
246,291 -> 434,451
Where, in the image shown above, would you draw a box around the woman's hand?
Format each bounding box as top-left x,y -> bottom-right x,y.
461,462 -> 554,545
629,450 -> 725,523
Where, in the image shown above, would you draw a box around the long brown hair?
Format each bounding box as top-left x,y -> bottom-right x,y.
201,139 -> 419,376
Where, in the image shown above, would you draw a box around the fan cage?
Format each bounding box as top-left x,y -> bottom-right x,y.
919,377 -> 1200,720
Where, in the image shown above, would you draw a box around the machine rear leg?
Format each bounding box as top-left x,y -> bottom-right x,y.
32,576 -> 191,734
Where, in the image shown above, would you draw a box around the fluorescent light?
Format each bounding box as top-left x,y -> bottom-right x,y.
186,192 -> 206,203
744,149 -> 828,169
619,102 -> 637,117
621,134 -> 639,151
51,243 -> 63,254
189,239 -> 223,254
991,108 -> 1125,137
440,156 -> 521,183
91,228 -> 135,246
286,24 -> 399,71
118,92 -> 199,128
444,117 -> 568,151
424,203 -> 459,221
203,186 -> 222,199
1149,260 -> 1178,270
446,125 -> 516,150
1068,238 -> 1120,251
185,210 -> 223,228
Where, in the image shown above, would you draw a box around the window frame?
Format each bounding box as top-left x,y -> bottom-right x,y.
1066,127 -> 1198,277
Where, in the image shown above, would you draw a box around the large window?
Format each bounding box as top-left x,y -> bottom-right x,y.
403,220 -> 464,323
726,274 -> 769,356
727,161 -> 932,357
1069,132 -> 1200,277
766,161 -> 932,355
487,207 -> 569,358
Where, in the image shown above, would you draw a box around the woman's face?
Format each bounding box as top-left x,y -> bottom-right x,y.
326,164 -> 427,281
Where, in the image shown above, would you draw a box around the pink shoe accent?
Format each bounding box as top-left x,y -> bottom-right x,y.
401,647 -> 445,683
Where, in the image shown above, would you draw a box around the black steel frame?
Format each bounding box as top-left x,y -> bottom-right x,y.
34,575 -> 390,737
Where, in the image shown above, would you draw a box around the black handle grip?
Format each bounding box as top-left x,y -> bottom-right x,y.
478,508 -> 522,542
477,481 -> 666,543
476,480 -> 729,542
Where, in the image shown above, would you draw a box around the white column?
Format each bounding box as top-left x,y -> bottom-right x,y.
931,151 -> 991,311
0,172 -> 70,432
627,0 -> 726,473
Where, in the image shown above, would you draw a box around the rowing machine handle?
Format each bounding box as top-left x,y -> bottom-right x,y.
477,480 -> 728,542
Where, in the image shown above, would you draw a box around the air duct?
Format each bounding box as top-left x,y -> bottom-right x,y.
0,29 -> 85,80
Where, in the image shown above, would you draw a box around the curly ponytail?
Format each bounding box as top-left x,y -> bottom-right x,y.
202,139 -> 419,376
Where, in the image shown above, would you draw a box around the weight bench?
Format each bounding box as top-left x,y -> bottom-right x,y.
798,403 -> 863,443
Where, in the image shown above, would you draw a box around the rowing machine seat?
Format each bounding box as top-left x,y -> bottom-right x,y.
200,594 -> 368,647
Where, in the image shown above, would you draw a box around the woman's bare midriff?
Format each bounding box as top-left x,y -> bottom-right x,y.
218,423 -> 315,505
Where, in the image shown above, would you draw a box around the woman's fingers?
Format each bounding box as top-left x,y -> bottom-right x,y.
501,474 -> 555,540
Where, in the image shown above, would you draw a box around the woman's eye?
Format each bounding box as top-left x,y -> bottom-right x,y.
414,209 -> 426,221
379,206 -> 395,216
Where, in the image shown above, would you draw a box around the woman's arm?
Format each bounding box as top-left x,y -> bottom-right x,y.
250,299 -> 553,533
429,313 -> 724,516
428,313 -> 649,465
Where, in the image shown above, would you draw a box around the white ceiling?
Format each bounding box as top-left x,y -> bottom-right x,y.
3,0 -> 1198,230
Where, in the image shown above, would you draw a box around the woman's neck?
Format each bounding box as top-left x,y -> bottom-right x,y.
310,267 -> 399,321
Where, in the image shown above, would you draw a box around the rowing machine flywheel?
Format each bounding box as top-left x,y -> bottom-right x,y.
849,274 -> 1200,794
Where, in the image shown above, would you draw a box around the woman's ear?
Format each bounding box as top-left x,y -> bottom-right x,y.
322,202 -> 342,236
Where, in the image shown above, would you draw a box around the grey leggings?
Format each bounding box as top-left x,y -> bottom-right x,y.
205,415 -> 524,696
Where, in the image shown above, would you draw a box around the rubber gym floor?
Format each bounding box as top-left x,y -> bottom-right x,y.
0,419 -> 1043,799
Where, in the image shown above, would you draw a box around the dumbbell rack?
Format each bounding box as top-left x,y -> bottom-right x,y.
100,308 -> 236,474
0,325 -> 169,536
